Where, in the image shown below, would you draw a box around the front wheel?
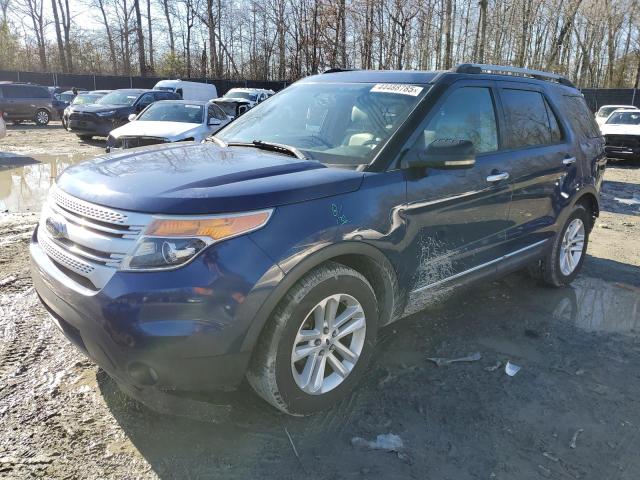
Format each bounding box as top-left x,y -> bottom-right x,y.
247,262 -> 378,415
530,204 -> 590,287
34,109 -> 50,126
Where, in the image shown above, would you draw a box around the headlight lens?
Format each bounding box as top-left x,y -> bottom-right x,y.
97,110 -> 116,117
120,210 -> 272,271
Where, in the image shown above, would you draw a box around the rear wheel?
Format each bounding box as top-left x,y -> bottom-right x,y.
247,262 -> 378,415
34,109 -> 50,126
529,204 -> 590,287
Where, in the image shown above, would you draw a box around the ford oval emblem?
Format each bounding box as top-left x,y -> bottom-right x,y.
45,215 -> 68,240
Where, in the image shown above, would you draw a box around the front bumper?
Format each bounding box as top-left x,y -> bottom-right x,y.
30,225 -> 279,405
604,145 -> 640,160
67,115 -> 124,136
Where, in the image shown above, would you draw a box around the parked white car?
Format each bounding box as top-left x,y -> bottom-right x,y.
0,111 -> 6,139
600,108 -> 640,161
153,80 -> 218,101
222,88 -> 270,108
595,104 -> 638,126
105,100 -> 230,152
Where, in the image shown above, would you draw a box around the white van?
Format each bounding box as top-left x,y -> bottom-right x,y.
153,80 -> 218,101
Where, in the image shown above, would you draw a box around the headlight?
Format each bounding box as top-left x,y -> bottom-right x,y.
120,209 -> 273,271
97,110 -> 116,117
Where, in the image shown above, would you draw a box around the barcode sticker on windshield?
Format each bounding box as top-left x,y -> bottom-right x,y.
370,84 -> 423,96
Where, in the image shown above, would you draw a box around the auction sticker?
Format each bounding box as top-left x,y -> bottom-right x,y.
370,84 -> 423,96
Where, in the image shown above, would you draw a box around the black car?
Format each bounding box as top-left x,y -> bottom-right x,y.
0,83 -> 55,125
66,89 -> 180,139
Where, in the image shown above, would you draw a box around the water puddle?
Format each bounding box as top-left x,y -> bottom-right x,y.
0,152 -> 92,213
551,276 -> 640,335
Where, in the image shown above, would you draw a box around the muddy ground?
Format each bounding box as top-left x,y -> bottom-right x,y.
1,124 -> 639,479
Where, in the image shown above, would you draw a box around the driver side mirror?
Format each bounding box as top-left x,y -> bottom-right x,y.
208,118 -> 221,126
405,139 -> 476,170
128,113 -> 137,122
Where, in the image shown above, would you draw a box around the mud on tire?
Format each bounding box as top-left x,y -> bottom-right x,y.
247,262 -> 379,416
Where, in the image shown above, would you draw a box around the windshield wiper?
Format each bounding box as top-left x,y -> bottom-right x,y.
227,140 -> 307,160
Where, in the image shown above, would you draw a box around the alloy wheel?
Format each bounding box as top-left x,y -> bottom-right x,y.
559,218 -> 585,276
291,293 -> 366,395
36,111 -> 49,125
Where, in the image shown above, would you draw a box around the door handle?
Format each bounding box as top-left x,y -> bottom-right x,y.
486,172 -> 509,182
562,157 -> 576,165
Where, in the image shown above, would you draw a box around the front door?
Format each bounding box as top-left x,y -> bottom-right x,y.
399,82 -> 512,309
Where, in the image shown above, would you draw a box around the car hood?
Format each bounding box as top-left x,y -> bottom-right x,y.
55,143 -> 364,214
601,124 -> 640,136
110,121 -> 201,139
70,103 -> 131,113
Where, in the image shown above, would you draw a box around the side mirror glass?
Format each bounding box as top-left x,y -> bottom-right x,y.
208,118 -> 221,126
405,139 -> 476,170
128,113 -> 137,122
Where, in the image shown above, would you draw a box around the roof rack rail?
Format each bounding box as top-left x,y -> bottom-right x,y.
454,63 -> 575,88
322,68 -> 356,74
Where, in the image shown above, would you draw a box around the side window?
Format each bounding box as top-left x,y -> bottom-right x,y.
561,95 -> 601,138
176,88 -> 183,99
4,85 -> 24,99
545,99 -> 563,143
501,89 -> 553,148
412,86 -> 498,154
210,104 -> 226,120
138,93 -> 154,107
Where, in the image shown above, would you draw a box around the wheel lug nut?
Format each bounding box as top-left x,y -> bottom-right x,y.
323,327 -> 329,334
314,339 -> 321,346
332,330 -> 337,337
319,350 -> 324,356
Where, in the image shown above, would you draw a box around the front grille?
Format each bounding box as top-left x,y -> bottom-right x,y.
69,112 -> 96,121
37,186 -> 152,290
604,134 -> 640,148
120,136 -> 167,149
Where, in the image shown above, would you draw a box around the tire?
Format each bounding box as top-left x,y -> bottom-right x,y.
529,204 -> 590,287
247,262 -> 379,416
34,109 -> 50,126
77,134 -> 93,141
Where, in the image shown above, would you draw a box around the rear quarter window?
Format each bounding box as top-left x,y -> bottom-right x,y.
561,95 -> 601,138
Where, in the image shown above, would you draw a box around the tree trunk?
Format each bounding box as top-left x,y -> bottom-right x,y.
50,0 -> 67,72
133,0 -> 147,76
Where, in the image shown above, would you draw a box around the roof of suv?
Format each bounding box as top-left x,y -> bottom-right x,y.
301,64 -> 579,93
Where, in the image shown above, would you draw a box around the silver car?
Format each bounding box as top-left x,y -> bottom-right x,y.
105,100 -> 231,152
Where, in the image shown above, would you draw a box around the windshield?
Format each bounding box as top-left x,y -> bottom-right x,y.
97,91 -> 140,106
224,91 -> 257,101
72,94 -> 101,105
214,102 -> 237,117
137,103 -> 204,123
217,82 -> 428,165
606,111 -> 640,125
598,106 -> 632,118
57,93 -> 75,102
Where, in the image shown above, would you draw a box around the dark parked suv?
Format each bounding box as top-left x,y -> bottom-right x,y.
66,88 -> 180,139
0,83 -> 55,125
30,64 -> 606,415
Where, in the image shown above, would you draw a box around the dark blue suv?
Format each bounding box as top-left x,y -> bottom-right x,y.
30,64 -> 606,415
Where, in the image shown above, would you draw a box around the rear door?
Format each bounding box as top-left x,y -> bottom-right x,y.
400,81 -> 512,297
1,85 -> 30,119
495,82 -> 577,254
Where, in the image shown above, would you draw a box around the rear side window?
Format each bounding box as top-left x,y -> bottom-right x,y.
562,95 -> 601,138
412,86 -> 499,154
2,85 -> 25,99
501,89 -> 558,148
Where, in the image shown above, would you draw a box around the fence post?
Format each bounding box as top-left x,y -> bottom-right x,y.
93,75 -> 97,90
632,89 -> 637,108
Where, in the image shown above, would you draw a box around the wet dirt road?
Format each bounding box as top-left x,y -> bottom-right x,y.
1,124 -> 639,479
